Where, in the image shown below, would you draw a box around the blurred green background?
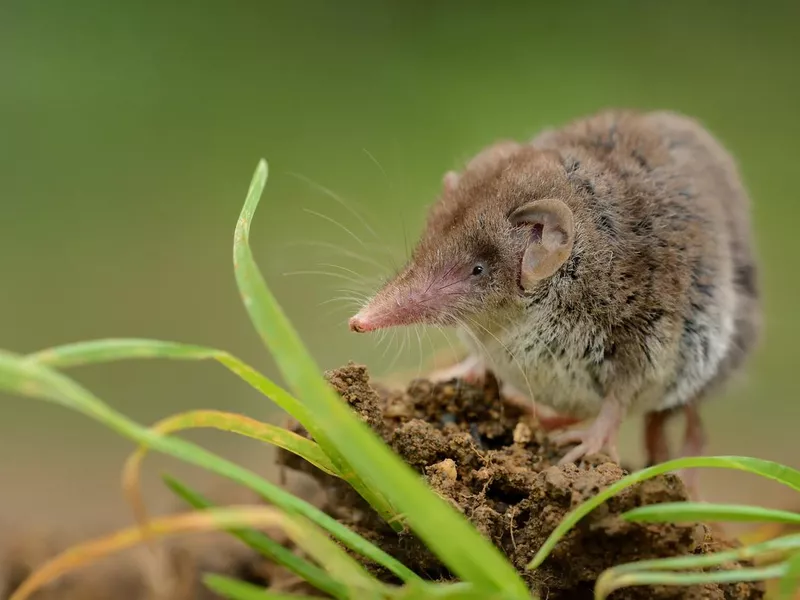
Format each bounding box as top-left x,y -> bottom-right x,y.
1,1 -> 799,535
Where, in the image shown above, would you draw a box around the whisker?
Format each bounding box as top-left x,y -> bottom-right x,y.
386,328 -> 406,373
282,270 -> 367,286
316,262 -> 373,281
282,240 -> 388,271
362,148 -> 388,180
289,172 -> 379,240
463,315 -> 535,402
303,208 -> 366,248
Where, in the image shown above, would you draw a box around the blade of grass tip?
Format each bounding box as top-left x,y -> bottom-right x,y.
778,551 -> 800,600
595,563 -> 786,600
203,574 -> 322,600
232,161 -> 400,531
7,506 -> 317,600
596,533 -> 800,576
120,409 -> 338,550
233,159 -> 530,597
624,503 -> 800,526
0,352 -> 421,585
528,455 -> 800,570
164,475 -> 347,599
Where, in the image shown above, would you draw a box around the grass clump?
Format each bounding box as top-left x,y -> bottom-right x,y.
0,159 -> 798,599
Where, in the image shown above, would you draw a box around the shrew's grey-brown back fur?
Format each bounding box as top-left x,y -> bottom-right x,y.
441,110 -> 761,420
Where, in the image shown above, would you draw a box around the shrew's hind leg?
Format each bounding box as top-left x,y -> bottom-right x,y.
643,404 -> 705,500
643,408 -> 675,467
676,402 -> 706,499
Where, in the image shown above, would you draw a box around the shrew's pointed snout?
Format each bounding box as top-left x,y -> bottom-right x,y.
347,265 -> 469,333
348,311 -> 372,333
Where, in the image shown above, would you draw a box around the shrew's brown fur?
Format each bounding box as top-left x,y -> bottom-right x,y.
353,109 -> 761,466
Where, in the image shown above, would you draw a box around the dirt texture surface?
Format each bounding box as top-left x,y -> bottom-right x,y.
279,363 -> 766,600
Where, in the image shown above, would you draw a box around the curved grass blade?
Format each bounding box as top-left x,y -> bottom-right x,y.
624,503 -> 800,526
0,351 -> 421,585
595,563 -> 785,600
26,339 -> 314,438
232,159 -> 530,597
7,506 -> 381,600
121,409 -> 338,547
204,574 -> 321,600
234,162 -> 401,532
528,456 -> 800,570
26,338 -> 395,524
778,551 -> 800,600
164,475 -> 346,599
600,533 -> 800,575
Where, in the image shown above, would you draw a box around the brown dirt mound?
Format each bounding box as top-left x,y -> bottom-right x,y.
278,363 -> 765,600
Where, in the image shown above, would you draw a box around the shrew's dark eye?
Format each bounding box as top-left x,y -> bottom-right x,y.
472,264 -> 485,276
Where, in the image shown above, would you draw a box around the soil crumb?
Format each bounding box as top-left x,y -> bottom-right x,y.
278,363 -> 765,600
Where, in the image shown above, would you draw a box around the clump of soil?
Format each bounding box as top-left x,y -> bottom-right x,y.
278,363 -> 765,600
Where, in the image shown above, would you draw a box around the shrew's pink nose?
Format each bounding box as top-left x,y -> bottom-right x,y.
349,312 -> 373,333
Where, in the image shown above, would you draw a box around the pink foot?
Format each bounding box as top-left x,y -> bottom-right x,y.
554,398 -> 624,465
429,355 -> 485,385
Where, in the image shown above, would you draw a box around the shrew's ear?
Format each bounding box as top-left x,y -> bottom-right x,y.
510,198 -> 575,290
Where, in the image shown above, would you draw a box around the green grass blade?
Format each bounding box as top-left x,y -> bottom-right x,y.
232,161 -> 400,532
27,339 -> 396,514
231,159 -> 530,597
624,502 -> 800,526
203,574 -> 321,600
528,455 -> 800,570
599,533 -> 800,575
0,351 -> 421,585
26,339 -> 314,433
778,551 -> 800,600
596,564 -> 785,600
164,475 -> 347,599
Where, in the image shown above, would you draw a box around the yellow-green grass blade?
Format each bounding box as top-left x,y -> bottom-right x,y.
127,409 -> 337,478
231,159 -> 530,597
120,409 -> 337,540
624,503 -> 800,526
164,475 -> 346,599
0,350 -> 421,585
529,456 -> 800,570
595,564 -> 785,600
26,339 -> 385,520
600,533 -> 800,575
